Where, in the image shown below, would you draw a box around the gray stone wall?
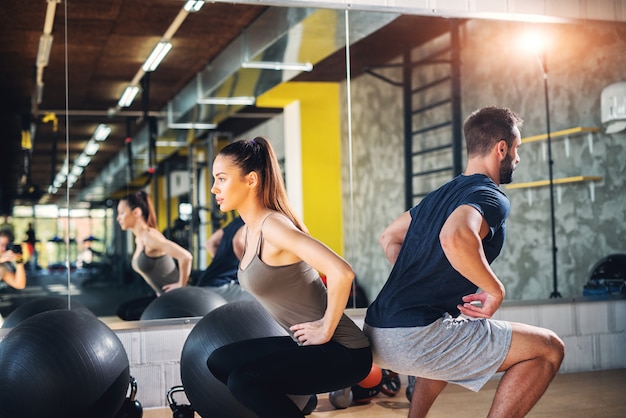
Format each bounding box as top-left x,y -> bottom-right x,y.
342,18 -> 626,303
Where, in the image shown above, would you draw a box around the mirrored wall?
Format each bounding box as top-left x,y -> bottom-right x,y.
4,2 -> 626,326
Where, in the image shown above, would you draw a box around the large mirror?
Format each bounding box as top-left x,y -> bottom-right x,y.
1,1 -> 625,326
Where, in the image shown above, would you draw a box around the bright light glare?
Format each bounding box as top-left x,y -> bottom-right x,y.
521,30 -> 548,55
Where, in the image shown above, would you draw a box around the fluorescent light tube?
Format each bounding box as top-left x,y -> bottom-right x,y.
184,1 -> 205,12
84,139 -> 100,156
70,165 -> 84,177
241,61 -> 313,72
168,122 -> 217,130
197,96 -> 256,106
53,174 -> 65,187
75,153 -> 91,167
36,82 -> 44,104
93,124 -> 111,141
37,34 -> 54,67
67,173 -> 78,187
60,160 -> 69,176
142,41 -> 172,72
118,85 -> 140,108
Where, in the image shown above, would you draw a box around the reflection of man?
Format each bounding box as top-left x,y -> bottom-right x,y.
0,230 -> 26,290
76,237 -> 102,269
193,216 -> 253,302
24,222 -> 37,272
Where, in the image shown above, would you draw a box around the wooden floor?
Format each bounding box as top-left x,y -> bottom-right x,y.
143,368 -> 626,417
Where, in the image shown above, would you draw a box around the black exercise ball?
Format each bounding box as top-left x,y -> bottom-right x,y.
140,286 -> 228,320
1,296 -> 95,328
180,300 -> 310,417
0,309 -> 130,418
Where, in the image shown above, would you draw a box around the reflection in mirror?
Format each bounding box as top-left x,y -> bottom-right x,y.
339,16 -> 626,303
4,3 -> 624,328
2,3 -> 376,325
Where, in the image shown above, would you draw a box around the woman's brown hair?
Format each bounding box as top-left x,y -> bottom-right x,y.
217,137 -> 307,233
120,190 -> 158,229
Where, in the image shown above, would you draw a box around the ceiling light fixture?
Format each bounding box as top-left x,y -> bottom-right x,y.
70,165 -> 84,177
118,85 -> 140,108
53,173 -> 65,188
84,139 -> 100,156
241,61 -> 313,72
142,40 -> 173,72
183,1 -> 205,12
75,153 -> 91,167
36,34 -> 54,67
93,124 -> 111,141
197,96 -> 256,106
67,173 -> 78,188
48,123 -> 111,193
168,122 -> 217,130
36,82 -> 45,104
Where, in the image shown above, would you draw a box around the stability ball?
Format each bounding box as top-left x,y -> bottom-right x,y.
1,296 -> 95,328
140,286 -> 227,320
0,309 -> 130,418
180,300 -> 310,417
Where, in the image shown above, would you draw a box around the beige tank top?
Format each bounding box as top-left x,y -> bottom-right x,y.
238,217 -> 369,349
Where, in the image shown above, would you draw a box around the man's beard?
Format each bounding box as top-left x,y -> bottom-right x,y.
499,153 -> 515,184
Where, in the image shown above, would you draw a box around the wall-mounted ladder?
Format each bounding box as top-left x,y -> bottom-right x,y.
365,20 -> 463,210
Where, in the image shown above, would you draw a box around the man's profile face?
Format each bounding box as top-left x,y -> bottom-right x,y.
499,153 -> 515,184
499,129 -> 521,184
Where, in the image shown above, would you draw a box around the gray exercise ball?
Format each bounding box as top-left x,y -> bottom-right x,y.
140,286 -> 227,320
180,300 -> 310,417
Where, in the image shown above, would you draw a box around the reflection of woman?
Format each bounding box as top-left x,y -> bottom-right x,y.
0,230 -> 26,290
206,137 -> 371,417
116,191 -> 192,319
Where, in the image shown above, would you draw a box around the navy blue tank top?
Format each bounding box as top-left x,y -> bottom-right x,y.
365,174 -> 510,327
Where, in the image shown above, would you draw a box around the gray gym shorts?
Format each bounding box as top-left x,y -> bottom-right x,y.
363,313 -> 512,392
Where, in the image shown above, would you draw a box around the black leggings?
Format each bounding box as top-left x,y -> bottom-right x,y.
207,336 -> 372,418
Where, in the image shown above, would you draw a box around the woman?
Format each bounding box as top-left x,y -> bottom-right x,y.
207,137 -> 372,418
116,191 -> 192,319
0,229 -> 26,290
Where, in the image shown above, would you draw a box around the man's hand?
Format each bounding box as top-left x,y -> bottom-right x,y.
457,291 -> 501,319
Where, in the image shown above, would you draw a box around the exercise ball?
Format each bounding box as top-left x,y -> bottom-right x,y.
0,309 -> 130,418
1,296 -> 95,328
180,300 -> 310,417
140,286 -> 227,320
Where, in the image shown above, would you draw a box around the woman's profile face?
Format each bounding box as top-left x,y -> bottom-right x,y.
116,200 -> 135,231
211,155 -> 250,213
0,236 -> 8,253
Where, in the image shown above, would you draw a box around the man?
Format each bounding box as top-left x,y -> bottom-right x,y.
0,229 -> 26,290
24,222 -> 37,272
364,106 -> 564,418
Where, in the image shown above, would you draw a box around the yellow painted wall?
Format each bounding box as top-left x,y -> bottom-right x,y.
257,82 -> 344,256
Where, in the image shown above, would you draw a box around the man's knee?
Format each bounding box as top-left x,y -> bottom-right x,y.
545,330 -> 565,370
505,323 -> 565,372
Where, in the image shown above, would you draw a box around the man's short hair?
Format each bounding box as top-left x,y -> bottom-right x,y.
464,106 -> 523,157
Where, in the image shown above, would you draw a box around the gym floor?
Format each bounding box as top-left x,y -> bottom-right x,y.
143,368 -> 625,417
